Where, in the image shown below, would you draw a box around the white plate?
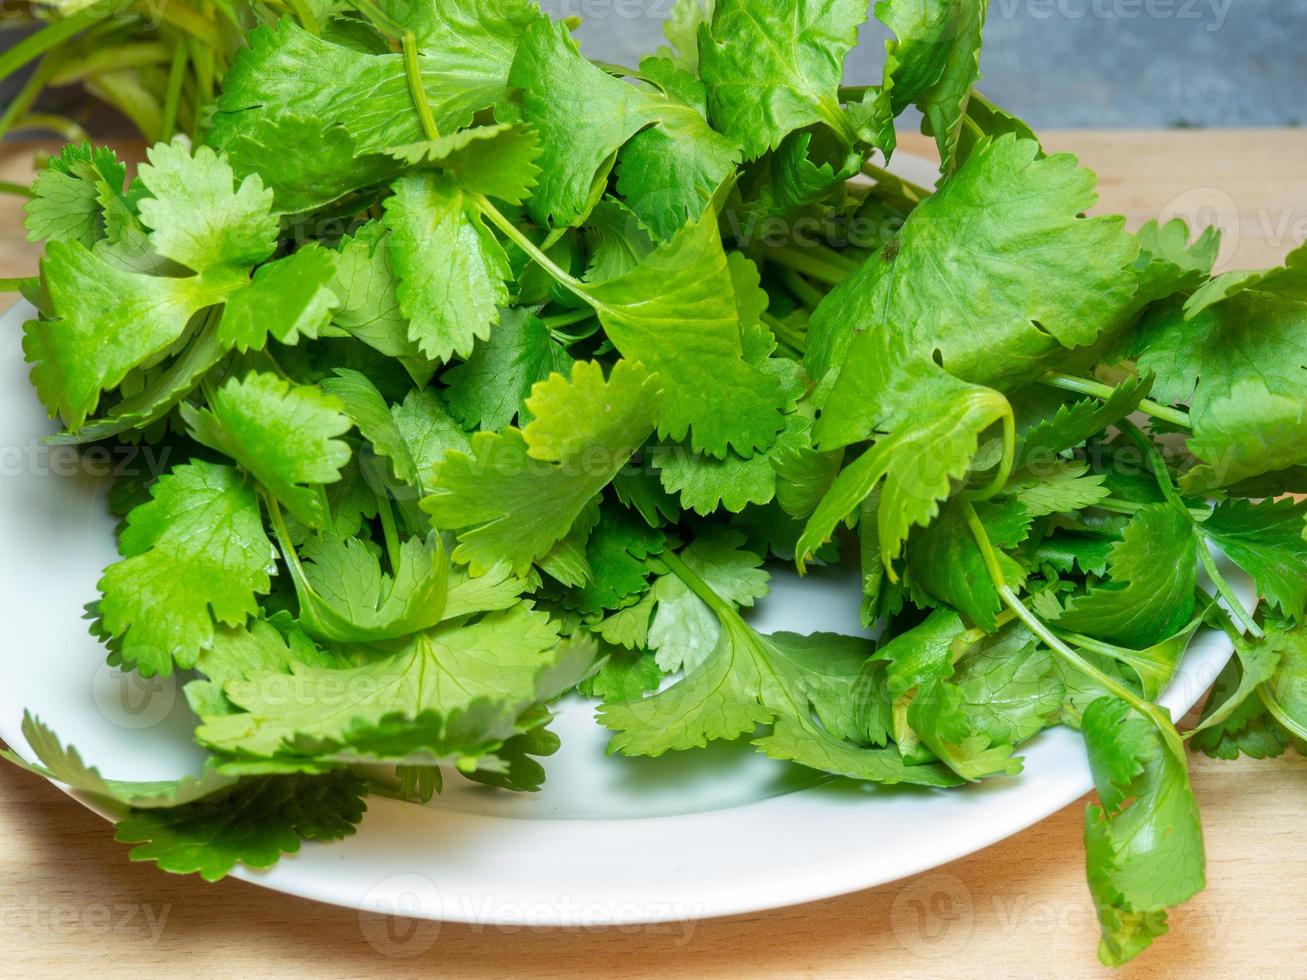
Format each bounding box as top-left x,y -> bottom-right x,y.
0,154 -> 1243,926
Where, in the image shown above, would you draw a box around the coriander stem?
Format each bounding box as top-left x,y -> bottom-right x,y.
1198,544 -> 1264,639
282,0 -> 321,35
860,161 -> 930,207
539,308 -> 594,331
764,245 -> 854,287
660,548 -> 735,623
159,41 -> 188,141
0,277 -> 34,292
761,311 -> 807,354
402,31 -> 440,141
0,8 -> 102,86
0,181 -> 33,199
779,268 -> 826,310
473,194 -> 585,293
961,499 -> 1185,759
1041,372 -> 1192,430
961,402 -> 1016,502
1117,419 -> 1264,638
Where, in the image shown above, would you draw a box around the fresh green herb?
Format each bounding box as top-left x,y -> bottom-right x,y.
3,1 -> 1306,967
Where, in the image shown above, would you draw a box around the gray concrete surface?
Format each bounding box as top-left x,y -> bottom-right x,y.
2,0 -> 1304,131
564,0 -> 1307,128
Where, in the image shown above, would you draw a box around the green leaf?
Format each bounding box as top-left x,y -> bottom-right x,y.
115,773 -> 367,882
1259,624 -> 1307,742
1183,377 -> 1307,491
98,462 -> 274,677
216,245 -> 340,352
798,368 -> 1011,571
1200,498 -> 1307,621
2,712 -> 234,810
388,123 -> 542,206
1056,505 -> 1198,649
601,556 -> 958,786
871,0 -> 990,172
1082,697 -> 1204,966
698,0 -> 868,159
382,172 -> 512,363
509,19 -> 739,232
907,497 -> 1032,631
572,212 -> 786,458
24,143 -> 128,247
182,373 -> 353,529
1015,376 -> 1152,469
809,136 -> 1137,449
654,414 -> 810,516
197,606 -> 575,758
443,308 -> 574,432
1008,460 -> 1110,518
424,360 -> 661,575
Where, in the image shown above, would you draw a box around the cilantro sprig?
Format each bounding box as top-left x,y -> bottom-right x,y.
2,1 -> 1305,966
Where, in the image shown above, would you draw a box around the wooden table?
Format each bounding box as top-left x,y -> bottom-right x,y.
1,131 -> 1304,978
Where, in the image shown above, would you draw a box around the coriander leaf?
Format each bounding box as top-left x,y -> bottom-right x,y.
1190,627 -> 1285,739
1183,377 -> 1307,491
1008,460 -> 1110,518
573,212 -> 786,457
657,0 -> 714,72
1014,375 -> 1152,468
1200,498 -> 1307,621
872,0 -> 989,172
1082,697 -> 1204,966
509,19 -> 739,232
389,123 -> 542,206
601,560 -> 958,786
287,534 -> 450,644
1259,624 -> 1307,742
798,368 -> 1011,571
424,360 -> 661,574
197,605 -> 568,757
135,141 -> 278,274
115,772 -> 367,882
442,308 -> 574,432
382,172 -> 512,363
653,414 -> 810,516
907,497 -> 1032,631
809,136 -> 1138,449
328,221 -> 432,380
98,462 -> 273,678
614,57 -> 743,240
1057,504 -> 1199,649
182,373 -> 353,529
3,712 -> 234,809
566,507 -> 666,616
392,388 -> 472,492
24,143 -> 127,247
216,244 -> 340,352
698,0 -> 869,159
209,21 -> 530,206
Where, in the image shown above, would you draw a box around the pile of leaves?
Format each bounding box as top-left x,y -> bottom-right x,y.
2,0 -> 1305,966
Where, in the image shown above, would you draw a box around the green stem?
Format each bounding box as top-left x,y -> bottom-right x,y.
159,41 -> 188,141
0,277 -> 36,292
1042,372 -> 1192,430
0,8 -> 105,85
860,161 -> 930,207
761,311 -> 807,355
403,30 -> 440,141
474,195 -> 585,294
0,52 -> 62,142
1118,419 -> 1263,639
661,548 -> 736,622
765,245 -> 853,287
539,308 -> 595,331
961,403 -> 1016,502
1198,544 -> 1263,639
0,182 -> 33,199
779,268 -> 826,310
282,0 -> 321,34
961,499 -> 1185,759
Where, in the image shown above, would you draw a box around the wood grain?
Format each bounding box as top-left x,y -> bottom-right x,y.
1,131 -> 1304,978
